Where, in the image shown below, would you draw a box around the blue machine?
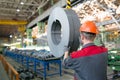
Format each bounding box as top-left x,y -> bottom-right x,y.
6,50 -> 62,80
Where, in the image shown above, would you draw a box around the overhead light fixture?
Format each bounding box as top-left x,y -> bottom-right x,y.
17,9 -> 20,12
15,36 -> 17,39
20,2 -> 24,5
10,35 -> 12,38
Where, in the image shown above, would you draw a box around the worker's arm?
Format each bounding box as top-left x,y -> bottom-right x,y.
63,47 -> 80,69
63,51 -> 69,60
63,55 -> 80,69
63,46 -> 70,60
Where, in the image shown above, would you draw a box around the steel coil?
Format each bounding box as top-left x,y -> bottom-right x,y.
47,7 -> 80,58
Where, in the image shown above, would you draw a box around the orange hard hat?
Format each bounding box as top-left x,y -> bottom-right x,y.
80,21 -> 99,34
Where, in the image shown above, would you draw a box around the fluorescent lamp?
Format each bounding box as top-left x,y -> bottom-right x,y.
17,9 -> 20,12
10,35 -> 12,38
20,2 -> 24,5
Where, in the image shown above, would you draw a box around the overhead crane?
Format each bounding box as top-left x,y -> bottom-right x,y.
0,20 -> 27,25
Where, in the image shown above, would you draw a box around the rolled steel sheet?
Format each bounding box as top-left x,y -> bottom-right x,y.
65,9 -> 80,53
47,7 -> 80,58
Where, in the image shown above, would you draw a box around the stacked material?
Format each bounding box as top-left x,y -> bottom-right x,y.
73,0 -> 120,23
10,49 -> 56,60
73,0 -> 120,31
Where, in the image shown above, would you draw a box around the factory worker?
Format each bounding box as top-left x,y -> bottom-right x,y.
63,21 -> 108,80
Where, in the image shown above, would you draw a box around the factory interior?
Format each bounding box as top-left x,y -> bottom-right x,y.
0,0 -> 120,80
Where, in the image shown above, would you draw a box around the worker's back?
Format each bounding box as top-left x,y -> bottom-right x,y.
63,43 -> 108,80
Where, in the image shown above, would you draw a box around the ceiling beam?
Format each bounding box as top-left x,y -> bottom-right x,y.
0,7 -> 33,12
0,20 -> 27,25
0,1 -> 39,6
0,13 -> 28,17
0,17 -> 26,20
26,0 -> 77,28
28,0 -> 49,19
96,18 -> 120,26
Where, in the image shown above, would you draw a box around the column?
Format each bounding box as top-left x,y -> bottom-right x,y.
27,29 -> 32,46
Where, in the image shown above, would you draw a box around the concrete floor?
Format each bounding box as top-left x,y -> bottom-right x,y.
1,56 -> 120,80
0,61 -> 9,80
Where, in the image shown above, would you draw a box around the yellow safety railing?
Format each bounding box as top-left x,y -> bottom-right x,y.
0,55 -> 19,80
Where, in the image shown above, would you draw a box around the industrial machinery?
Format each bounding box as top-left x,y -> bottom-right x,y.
4,0 -> 120,80
5,49 -> 62,80
108,49 -> 120,79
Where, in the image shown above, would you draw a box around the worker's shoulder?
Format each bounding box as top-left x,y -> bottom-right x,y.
94,45 -> 108,52
83,45 -> 108,52
70,45 -> 107,58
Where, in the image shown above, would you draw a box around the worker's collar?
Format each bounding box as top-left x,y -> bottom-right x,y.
82,43 -> 95,49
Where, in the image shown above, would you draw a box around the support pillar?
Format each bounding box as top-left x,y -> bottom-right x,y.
18,25 -> 26,47
21,33 -> 24,47
27,29 -> 32,46
37,22 -> 41,34
50,0 -> 54,6
38,8 -> 43,15
37,22 -> 45,33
